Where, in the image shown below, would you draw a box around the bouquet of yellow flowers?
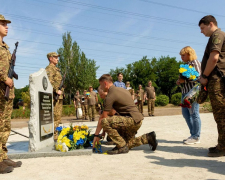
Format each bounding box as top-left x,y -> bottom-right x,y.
55,124 -> 90,152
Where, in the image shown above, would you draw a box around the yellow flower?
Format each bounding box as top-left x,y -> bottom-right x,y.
81,125 -> 88,130
179,68 -> 187,73
189,65 -> 193,68
62,137 -> 71,147
190,75 -> 196,80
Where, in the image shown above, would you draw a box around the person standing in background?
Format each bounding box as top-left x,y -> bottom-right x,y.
45,52 -> 64,141
73,90 -> 81,119
87,85 -> 98,121
114,72 -> 126,89
126,81 -> 134,100
81,90 -> 88,120
136,84 -> 145,115
145,81 -> 156,116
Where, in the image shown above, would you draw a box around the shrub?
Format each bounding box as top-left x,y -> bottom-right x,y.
171,93 -> 182,106
11,107 -> 30,119
155,95 -> 169,106
62,105 -> 76,116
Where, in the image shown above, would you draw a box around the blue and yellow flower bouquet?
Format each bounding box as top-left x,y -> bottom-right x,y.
55,125 -> 90,152
179,64 -> 199,81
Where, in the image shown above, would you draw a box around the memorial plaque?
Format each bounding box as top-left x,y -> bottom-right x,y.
29,68 -> 54,152
39,92 -> 53,141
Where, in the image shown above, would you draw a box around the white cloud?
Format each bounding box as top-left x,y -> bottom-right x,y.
53,9 -> 83,33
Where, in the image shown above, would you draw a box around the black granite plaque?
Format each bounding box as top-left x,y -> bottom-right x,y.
39,92 -> 53,141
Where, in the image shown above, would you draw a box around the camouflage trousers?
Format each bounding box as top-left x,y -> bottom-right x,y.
208,76 -> 225,150
88,105 -> 95,120
101,116 -> 149,149
81,105 -> 88,119
147,99 -> 155,115
0,97 -> 13,162
137,100 -> 143,113
53,99 -> 63,137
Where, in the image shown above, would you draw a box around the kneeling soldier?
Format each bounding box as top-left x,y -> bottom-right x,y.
92,74 -> 158,155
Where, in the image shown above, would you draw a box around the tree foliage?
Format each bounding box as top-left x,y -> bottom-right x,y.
57,32 -> 99,104
109,56 -> 182,101
14,85 -> 29,108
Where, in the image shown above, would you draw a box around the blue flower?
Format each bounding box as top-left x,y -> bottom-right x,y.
56,126 -> 63,132
69,134 -> 73,141
76,139 -> 84,146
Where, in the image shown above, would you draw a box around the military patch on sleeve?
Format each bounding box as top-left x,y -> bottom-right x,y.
212,36 -> 221,45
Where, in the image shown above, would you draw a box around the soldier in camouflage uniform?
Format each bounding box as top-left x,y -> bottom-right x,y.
93,74 -> 158,155
145,81 -> 156,116
126,81 -> 134,100
198,15 -> 225,157
136,84 -> 145,114
87,85 -> 98,121
45,52 -> 64,140
73,90 -> 81,119
81,90 -> 88,120
0,14 -> 22,174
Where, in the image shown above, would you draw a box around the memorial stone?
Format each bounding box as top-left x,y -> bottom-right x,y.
29,68 -> 54,152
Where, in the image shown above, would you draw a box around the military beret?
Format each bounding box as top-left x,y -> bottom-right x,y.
0,14 -> 11,24
47,52 -> 60,59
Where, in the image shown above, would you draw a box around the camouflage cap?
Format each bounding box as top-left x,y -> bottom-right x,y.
47,52 -> 60,59
0,14 -> 11,24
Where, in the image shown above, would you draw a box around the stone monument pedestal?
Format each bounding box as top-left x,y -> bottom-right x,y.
29,68 -> 54,152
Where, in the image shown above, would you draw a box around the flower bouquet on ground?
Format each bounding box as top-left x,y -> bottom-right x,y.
179,64 -> 199,81
55,124 -> 91,152
179,83 -> 200,108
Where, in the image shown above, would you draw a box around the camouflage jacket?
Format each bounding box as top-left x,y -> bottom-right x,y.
45,64 -> 64,99
0,41 -> 14,99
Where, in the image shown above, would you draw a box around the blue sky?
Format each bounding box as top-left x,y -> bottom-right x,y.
1,0 -> 225,88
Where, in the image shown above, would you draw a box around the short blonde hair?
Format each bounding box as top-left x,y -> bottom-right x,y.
179,46 -> 197,61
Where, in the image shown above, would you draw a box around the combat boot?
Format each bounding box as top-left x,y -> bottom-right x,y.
3,159 -> 22,168
208,148 -> 225,157
146,131 -> 158,151
208,146 -> 217,153
107,145 -> 129,155
0,161 -> 14,174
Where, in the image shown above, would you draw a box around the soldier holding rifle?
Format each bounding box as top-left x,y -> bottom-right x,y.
45,52 -> 64,140
0,14 -> 22,174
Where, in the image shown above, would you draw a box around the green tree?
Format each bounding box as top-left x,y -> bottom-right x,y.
129,56 -> 157,90
57,32 -> 99,104
14,85 -> 29,108
155,56 -> 181,100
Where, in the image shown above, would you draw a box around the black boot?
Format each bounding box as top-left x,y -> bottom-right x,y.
0,161 -> 14,174
208,146 -> 217,152
208,148 -> 225,157
3,159 -> 22,168
146,131 -> 158,151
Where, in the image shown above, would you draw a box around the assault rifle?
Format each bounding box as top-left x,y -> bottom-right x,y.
55,71 -> 66,101
5,42 -> 19,100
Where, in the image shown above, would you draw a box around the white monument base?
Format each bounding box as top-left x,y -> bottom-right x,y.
29,68 -> 54,152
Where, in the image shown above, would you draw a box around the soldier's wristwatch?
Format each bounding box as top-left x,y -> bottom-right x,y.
201,74 -> 209,79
